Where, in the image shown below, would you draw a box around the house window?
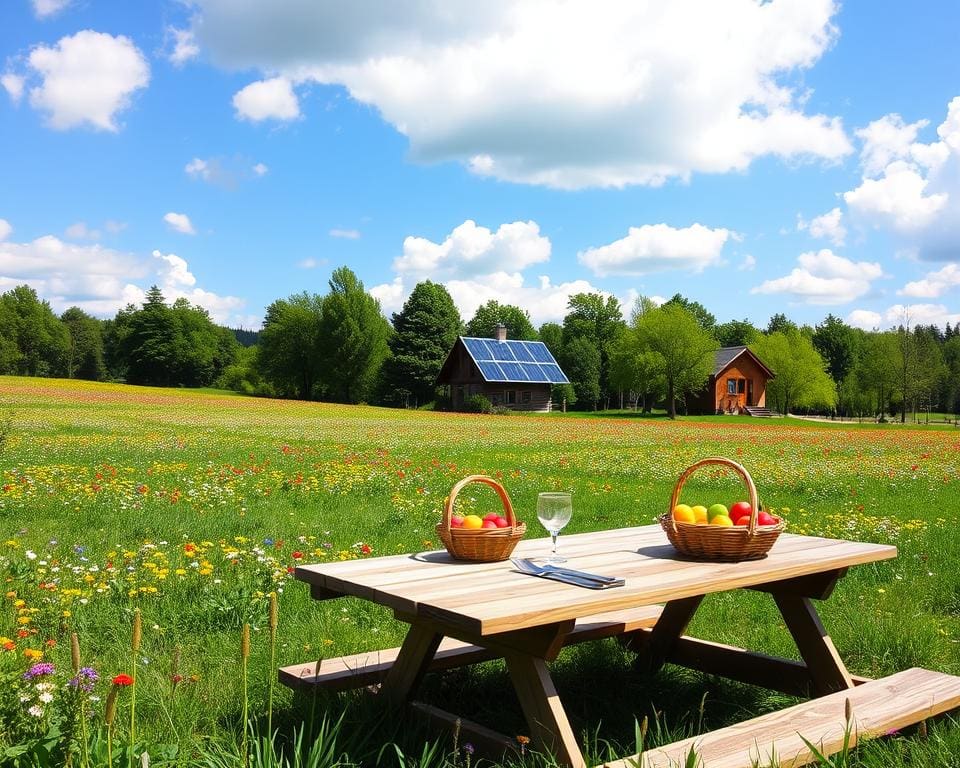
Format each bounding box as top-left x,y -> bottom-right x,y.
505,390 -> 517,405
490,393 -> 503,405
521,390 -> 532,404
726,378 -> 736,395
737,379 -> 746,394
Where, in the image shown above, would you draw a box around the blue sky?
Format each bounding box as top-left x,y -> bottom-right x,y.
1,0 -> 959,331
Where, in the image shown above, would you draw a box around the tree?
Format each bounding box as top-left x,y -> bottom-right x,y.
855,331 -> 900,420
169,299 -> 239,386
813,315 -> 858,386
0,297 -> 22,374
0,285 -> 69,376
636,303 -> 718,419
559,336 -> 600,409
318,267 -> 391,404
61,307 -> 106,380
663,294 -> 715,332
381,280 -> 462,406
121,287 -> 177,385
943,336 -> 960,416
562,293 -> 624,408
751,329 -> 835,415
766,313 -> 797,335
608,326 -> 664,412
257,292 -> 325,399
538,323 -> 563,356
714,319 -> 759,347
465,300 -> 537,340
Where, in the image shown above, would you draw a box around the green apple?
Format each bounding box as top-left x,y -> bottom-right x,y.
707,503 -> 729,521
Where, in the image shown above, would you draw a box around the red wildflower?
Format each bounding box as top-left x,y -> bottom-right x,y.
360,544 -> 372,555
291,551 -> 304,560
184,543 -> 196,553
112,673 -> 133,686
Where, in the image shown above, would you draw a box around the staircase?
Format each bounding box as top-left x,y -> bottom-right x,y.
745,405 -> 776,417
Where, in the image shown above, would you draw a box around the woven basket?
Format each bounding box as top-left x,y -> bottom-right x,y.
437,475 -> 526,562
659,457 -> 785,561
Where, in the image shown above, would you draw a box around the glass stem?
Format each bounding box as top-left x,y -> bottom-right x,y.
551,530 -> 559,558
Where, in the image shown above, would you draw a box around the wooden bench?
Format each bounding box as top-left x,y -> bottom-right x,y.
279,604 -> 663,692
604,667 -> 960,768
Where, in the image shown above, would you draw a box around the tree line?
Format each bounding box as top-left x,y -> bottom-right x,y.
2,267 -> 959,422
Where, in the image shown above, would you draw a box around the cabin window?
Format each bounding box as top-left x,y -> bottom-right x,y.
737,379 -> 746,394
490,393 -> 503,405
726,378 -> 736,395
506,390 -> 517,405
521,390 -> 532,404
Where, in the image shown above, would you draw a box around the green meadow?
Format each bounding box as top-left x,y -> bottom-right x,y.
2,376 -> 960,766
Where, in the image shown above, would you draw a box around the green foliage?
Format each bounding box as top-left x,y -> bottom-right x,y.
258,292 -> 326,399
608,326 -> 665,412
752,329 -> 836,414
766,312 -> 797,335
713,318 -> 759,347
813,314 -> 858,386
662,293 -> 715,332
0,285 -> 70,376
537,322 -> 563,356
319,267 -> 392,404
560,336 -> 601,409
465,300 -> 537,340
382,281 -> 463,407
562,293 -> 624,406
61,307 -> 107,381
463,394 -> 492,413
635,303 -> 718,419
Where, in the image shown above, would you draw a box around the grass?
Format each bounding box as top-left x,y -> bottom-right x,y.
1,375 -> 960,766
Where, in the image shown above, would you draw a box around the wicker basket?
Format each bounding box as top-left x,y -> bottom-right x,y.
658,457 -> 785,561
437,475 -> 526,562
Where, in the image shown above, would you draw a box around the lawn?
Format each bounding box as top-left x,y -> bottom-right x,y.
2,375 -> 960,766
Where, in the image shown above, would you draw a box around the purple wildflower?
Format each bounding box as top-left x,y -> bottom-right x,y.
69,667 -> 98,692
463,743 -> 475,755
23,662 -> 56,680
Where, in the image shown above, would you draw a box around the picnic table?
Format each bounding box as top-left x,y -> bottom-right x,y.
285,525 -> 960,768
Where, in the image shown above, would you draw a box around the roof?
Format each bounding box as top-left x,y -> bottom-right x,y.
437,337 -> 570,385
713,346 -> 775,378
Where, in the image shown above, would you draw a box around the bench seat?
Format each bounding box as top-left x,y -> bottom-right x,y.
279,604 -> 663,692
604,667 -> 960,768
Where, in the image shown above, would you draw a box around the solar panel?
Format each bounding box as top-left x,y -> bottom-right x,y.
477,360 -> 507,381
512,343 -> 535,363
540,363 -> 568,383
487,341 -> 516,361
464,337 -> 492,361
527,343 -> 554,363
499,361 -> 530,381
460,337 -> 567,383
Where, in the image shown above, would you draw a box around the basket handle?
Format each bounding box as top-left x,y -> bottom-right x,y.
668,457 -> 760,536
443,475 -> 516,533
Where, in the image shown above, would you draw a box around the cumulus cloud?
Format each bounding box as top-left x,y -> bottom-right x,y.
191,0 -> 850,189
21,30 -> 149,131
31,0 -> 71,18
846,309 -> 882,330
578,223 -> 730,277
232,77 -> 299,122
855,114 -> 932,178
843,161 -> 948,232
0,233 -> 247,323
900,263 -> 960,299
394,220 -> 550,280
798,207 -> 846,246
751,248 -> 884,304
65,222 -> 100,240
166,27 -> 200,66
329,228 -> 360,239
163,212 -> 196,235
0,219 -> 11,241
1,74 -> 24,104
252,162 -> 269,176
848,303 -> 960,330
738,254 -> 757,271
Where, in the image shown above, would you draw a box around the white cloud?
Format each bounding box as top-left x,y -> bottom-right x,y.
185,156 -> 268,187
738,254 -> 756,271
855,114 -> 931,178
900,263 -> 960,299
298,258 -> 318,269
0,233 -> 247,323
799,207 -> 846,246
751,248 -> 884,305
846,309 -> 882,330
395,220 -> 550,280
880,303 -> 960,328
167,27 -> 200,66
31,0 -> 71,18
843,160 -> 948,233
232,77 -> 299,122
578,223 -> 730,277
192,0 -> 850,189
0,219 -> 11,241
185,157 -> 209,179
329,228 -> 360,239
163,212 -> 196,235
24,30 -> 149,131
1,74 -> 24,104
104,220 -> 127,234
252,162 -> 268,176
65,222 -> 100,240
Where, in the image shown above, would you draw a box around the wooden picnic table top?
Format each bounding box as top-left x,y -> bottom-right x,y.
295,525 -> 896,636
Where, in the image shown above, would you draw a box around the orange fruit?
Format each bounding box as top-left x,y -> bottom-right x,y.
461,514 -> 483,530
673,504 -> 696,524
691,505 -> 708,525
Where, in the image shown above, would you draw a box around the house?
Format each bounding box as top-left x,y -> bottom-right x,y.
689,346 -> 775,415
436,325 -> 569,412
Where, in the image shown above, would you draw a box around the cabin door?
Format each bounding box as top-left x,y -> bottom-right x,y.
747,379 -> 754,406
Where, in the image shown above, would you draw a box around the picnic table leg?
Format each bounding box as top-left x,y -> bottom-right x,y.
627,595 -> 704,674
505,652 -> 586,768
380,623 -> 444,709
773,593 -> 854,696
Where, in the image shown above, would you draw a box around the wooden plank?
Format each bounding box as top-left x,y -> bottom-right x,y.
280,605 -> 664,691
506,653 -> 586,768
409,701 -> 518,759
630,596 -> 703,674
627,629 -> 871,697
747,569 -> 847,600
774,594 -> 854,696
380,624 -> 443,708
604,668 -> 960,768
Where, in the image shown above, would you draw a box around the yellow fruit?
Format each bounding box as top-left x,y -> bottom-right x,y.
461,514 -> 483,530
709,515 -> 733,527
691,505 -> 708,524
672,504 -> 695,524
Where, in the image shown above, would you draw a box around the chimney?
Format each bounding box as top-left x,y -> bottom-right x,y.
494,323 -> 507,342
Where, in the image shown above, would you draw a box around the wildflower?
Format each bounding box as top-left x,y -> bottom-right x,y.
291,550 -> 304,560
23,662 -> 56,679
463,743 -> 475,755
23,648 -> 43,661
28,704 -> 44,717
112,673 -> 133,686
70,667 -> 98,692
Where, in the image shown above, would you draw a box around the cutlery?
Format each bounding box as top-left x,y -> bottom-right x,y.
511,558 -> 624,587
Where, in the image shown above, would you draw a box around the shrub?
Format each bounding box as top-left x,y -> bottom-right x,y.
463,394 -> 492,414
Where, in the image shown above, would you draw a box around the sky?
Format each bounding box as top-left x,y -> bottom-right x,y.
1,0 -> 959,332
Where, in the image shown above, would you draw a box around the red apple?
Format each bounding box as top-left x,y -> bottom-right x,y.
483,513 -> 501,522
730,501 -> 752,520
451,515 -> 465,528
495,516 -> 510,528
757,511 -> 777,526
482,520 -> 499,529
734,515 -> 751,527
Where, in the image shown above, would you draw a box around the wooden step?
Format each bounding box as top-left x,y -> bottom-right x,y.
279,605 -> 663,692
604,667 -> 960,768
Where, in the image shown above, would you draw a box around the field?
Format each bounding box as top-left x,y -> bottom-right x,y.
2,375 -> 960,766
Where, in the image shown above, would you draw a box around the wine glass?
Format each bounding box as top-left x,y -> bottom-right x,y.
537,492 -> 573,564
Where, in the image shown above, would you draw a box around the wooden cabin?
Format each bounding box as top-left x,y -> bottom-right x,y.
436,325 -> 569,412
689,346 -> 774,415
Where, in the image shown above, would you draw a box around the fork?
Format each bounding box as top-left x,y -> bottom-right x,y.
511,557 -> 621,584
